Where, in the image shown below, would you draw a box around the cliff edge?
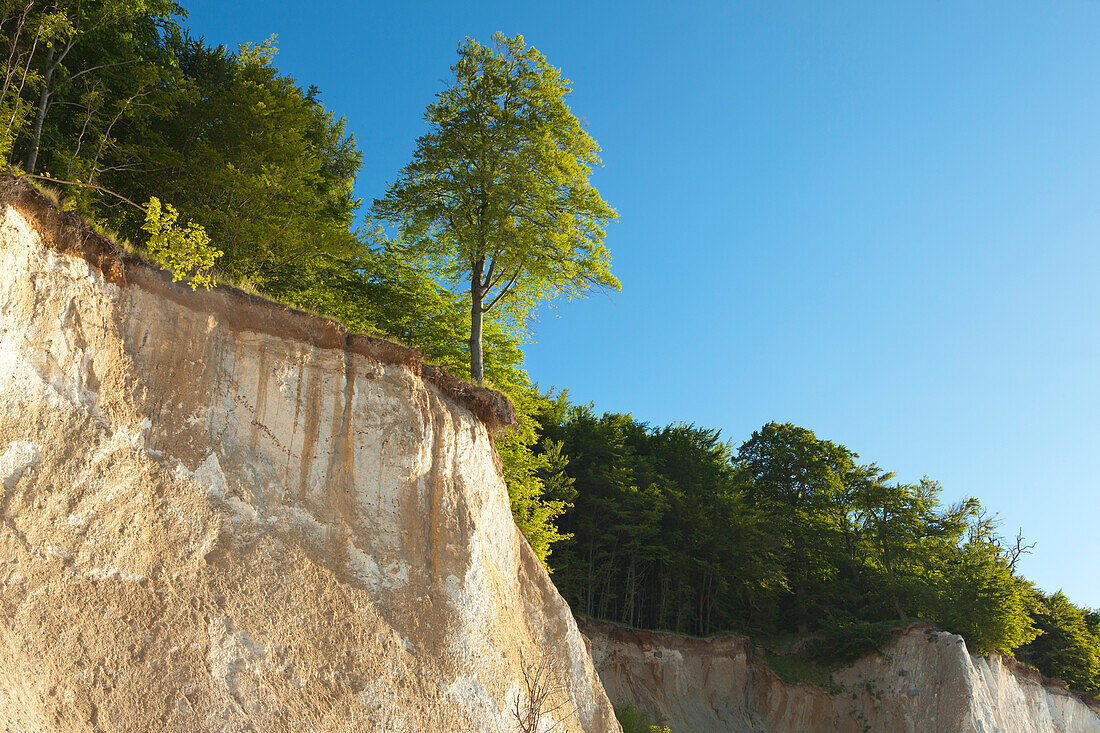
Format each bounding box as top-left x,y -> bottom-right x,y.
0,178 -> 619,732
580,616 -> 1100,732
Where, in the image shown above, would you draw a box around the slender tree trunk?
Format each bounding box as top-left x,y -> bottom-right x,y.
24,45 -> 54,174
469,257 -> 485,384
626,560 -> 642,627
657,570 -> 668,629
844,525 -> 862,586
882,545 -> 907,620
876,510 -> 908,620
794,526 -> 809,633
586,545 -> 594,616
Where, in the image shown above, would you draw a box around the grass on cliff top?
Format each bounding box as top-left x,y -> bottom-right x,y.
13,172 -> 423,352
762,653 -> 839,690
760,618 -> 918,691
614,704 -> 671,733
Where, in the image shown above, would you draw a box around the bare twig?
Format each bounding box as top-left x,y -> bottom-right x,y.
8,167 -> 147,213
1007,528 -> 1036,571
511,651 -> 577,733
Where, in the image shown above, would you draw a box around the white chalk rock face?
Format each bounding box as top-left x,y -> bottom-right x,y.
0,188 -> 619,733
581,617 -> 1100,733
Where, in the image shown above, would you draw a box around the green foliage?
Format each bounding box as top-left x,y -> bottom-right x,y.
500,428 -> 575,567
259,247 -> 465,354
803,618 -> 900,666
540,406 -> 781,634
497,388 -> 577,567
22,27 -> 358,281
844,473 -> 974,623
548,412 -> 1069,675
1017,591 -> 1100,694
0,1 -> 74,159
614,704 -> 670,733
141,196 -> 220,289
100,34 -> 361,279
762,653 -> 837,690
374,32 -> 617,383
737,423 -> 856,630
7,0 -> 185,176
931,517 -> 1040,655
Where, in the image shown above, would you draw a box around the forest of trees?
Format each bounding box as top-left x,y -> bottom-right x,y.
1,0 -> 1096,700
536,405 -> 1100,694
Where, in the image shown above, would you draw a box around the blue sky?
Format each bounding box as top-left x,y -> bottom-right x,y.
183,0 -> 1099,607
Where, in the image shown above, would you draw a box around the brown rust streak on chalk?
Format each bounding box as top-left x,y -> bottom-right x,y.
297,361 -> 323,505
329,350 -> 358,527
250,346 -> 268,449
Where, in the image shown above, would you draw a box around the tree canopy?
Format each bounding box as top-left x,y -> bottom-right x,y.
86,33 -> 362,282
1019,590 -> 1100,694
538,414 -> 1057,660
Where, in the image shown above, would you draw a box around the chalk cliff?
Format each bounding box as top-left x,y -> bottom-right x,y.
580,616 -> 1100,732
0,179 -> 619,733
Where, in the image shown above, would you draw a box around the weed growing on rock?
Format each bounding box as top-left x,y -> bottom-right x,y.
614,703 -> 671,733
512,652 -> 576,733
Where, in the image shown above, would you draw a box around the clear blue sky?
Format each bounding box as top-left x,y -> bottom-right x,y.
183,0 -> 1099,608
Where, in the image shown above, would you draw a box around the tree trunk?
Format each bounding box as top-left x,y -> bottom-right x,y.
586,545 -> 595,616
24,45 -> 54,174
793,509 -> 809,633
880,533 -> 907,620
469,258 -> 485,384
625,560 -> 643,627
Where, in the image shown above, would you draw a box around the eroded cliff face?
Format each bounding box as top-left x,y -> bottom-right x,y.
0,183 -> 619,733
580,617 -> 1100,733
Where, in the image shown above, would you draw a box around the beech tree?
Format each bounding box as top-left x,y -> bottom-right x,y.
737,422 -> 856,631
373,32 -> 618,384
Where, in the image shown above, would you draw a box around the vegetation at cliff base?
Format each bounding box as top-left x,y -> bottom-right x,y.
3,0 -> 1097,699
